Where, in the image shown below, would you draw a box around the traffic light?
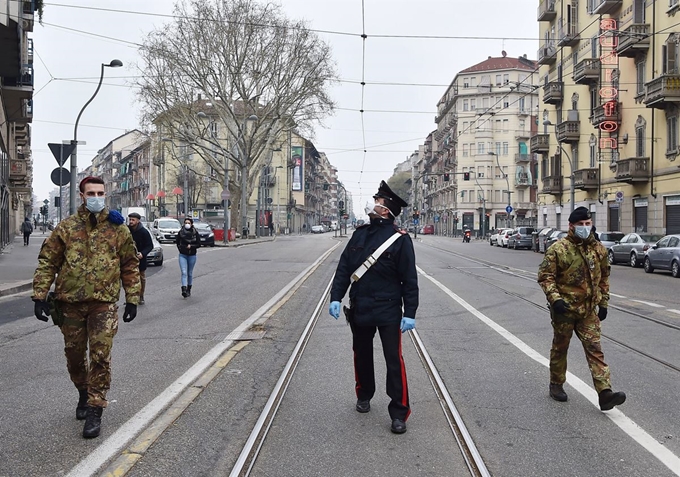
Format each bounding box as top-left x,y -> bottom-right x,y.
323,183 -> 329,190
54,196 -> 61,207
463,172 -> 470,181
443,173 -> 450,182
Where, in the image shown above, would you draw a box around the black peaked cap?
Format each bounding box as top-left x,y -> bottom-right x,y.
373,180 -> 408,207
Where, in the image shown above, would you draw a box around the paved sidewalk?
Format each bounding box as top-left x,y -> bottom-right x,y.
0,231 -> 49,298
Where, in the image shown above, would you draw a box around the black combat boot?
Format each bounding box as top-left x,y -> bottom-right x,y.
76,389 -> 89,420
82,406 -> 103,438
549,383 -> 568,402
599,389 -> 626,411
186,285 -> 192,297
181,286 -> 187,298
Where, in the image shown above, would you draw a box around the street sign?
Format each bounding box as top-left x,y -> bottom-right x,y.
43,199 -> 49,205
48,143 -> 75,167
51,167 -> 71,186
220,189 -> 231,200
615,190 -> 624,203
413,219 -> 419,225
506,205 -> 513,214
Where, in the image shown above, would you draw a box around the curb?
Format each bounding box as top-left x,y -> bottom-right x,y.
0,281 -> 32,298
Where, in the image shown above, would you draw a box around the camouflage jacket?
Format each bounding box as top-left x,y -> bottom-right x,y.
537,230 -> 610,316
32,205 -> 141,305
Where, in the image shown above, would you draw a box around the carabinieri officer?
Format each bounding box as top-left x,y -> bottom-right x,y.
329,180 -> 419,434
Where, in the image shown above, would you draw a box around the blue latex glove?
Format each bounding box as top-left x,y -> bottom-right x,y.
400,317 -> 415,333
329,301 -> 341,319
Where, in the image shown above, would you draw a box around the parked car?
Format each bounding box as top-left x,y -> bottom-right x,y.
422,224 -> 434,235
537,227 -> 557,253
194,222 -> 215,247
152,218 -> 181,243
311,225 -> 325,233
643,235 -> 680,277
499,229 -> 513,247
490,228 -> 511,246
532,226 -> 553,252
545,230 -> 567,251
146,234 -> 164,267
595,231 -> 625,250
609,232 -> 664,267
507,226 -> 536,250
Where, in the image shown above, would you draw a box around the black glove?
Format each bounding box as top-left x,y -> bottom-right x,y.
552,299 -> 569,315
122,303 -> 137,323
33,300 -> 51,322
598,307 -> 608,321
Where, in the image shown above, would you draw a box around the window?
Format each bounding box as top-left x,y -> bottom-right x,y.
461,190 -> 466,202
519,119 -> 526,133
470,143 -> 476,156
477,142 -> 485,154
495,142 -> 501,155
495,119 -> 502,131
482,97 -> 489,109
470,77 -> 477,87
589,141 -> 597,168
463,121 -> 469,132
503,74 -> 510,84
503,119 -> 509,132
663,39 -> 678,74
495,190 -> 501,202
503,100 -> 510,108
667,115 -> 678,153
463,144 -> 469,157
636,123 -> 646,158
496,74 -> 502,85
471,99 -> 477,109
571,144 -> 579,170
209,121 -> 218,137
463,99 -> 469,111
636,60 -> 646,96
464,79 -> 470,88
502,142 -> 509,156
519,97 -> 526,113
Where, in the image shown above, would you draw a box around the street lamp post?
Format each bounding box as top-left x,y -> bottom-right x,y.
489,152 -> 512,228
70,59 -> 123,215
543,120 -> 575,213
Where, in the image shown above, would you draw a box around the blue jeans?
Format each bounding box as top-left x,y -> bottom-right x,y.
178,254 -> 197,287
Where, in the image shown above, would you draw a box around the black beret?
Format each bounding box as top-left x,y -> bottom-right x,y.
568,206 -> 591,224
128,212 -> 141,219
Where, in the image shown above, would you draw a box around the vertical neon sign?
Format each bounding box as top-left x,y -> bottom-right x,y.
599,19 -> 619,161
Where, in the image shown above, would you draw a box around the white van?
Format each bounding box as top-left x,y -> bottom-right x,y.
152,217 -> 181,243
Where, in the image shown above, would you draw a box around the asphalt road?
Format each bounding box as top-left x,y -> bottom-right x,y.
1,233 -> 678,476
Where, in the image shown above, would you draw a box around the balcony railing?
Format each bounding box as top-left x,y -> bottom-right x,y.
530,134 -> 550,153
515,153 -> 532,163
538,44 -> 557,65
591,0 -> 622,15
9,159 -> 28,180
643,75 -> 680,108
556,121 -> 580,143
592,101 -> 621,128
615,157 -> 650,182
617,24 -> 650,58
541,175 -> 563,194
543,81 -> 563,104
538,0 -> 557,21
573,168 -> 599,190
514,201 -> 535,211
573,59 -> 600,85
515,174 -> 531,187
558,22 -> 580,47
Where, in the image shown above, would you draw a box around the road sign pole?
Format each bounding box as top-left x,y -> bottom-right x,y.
59,147 -> 63,222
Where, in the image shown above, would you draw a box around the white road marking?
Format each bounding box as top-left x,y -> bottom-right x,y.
417,266 -> 680,476
610,293 -> 627,299
630,299 -> 665,308
66,243 -> 340,477
668,309 -> 680,315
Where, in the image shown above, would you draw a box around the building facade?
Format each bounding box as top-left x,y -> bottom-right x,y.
0,0 -> 34,249
537,0 -> 680,234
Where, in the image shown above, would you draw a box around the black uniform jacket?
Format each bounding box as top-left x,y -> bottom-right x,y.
129,224 -> 154,271
331,217 -> 418,326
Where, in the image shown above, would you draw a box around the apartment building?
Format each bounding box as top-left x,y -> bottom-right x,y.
537,0 -> 680,234
418,53 -> 539,235
0,0 -> 34,249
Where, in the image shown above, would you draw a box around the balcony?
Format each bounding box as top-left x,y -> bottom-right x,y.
537,0 -> 556,21
573,168 -> 599,190
592,101 -> 621,128
556,121 -> 580,143
530,134 -> 550,153
558,23 -> 580,47
515,173 -> 531,188
543,81 -> 563,105
591,0 -> 622,15
617,24 -> 650,58
9,159 -> 28,180
573,59 -> 600,85
514,201 -> 535,211
643,75 -> 680,108
515,153 -> 533,164
515,130 -> 531,140
541,175 -> 563,195
615,157 -> 650,183
538,44 -> 557,65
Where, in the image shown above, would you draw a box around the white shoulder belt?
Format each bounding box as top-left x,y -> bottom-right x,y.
351,232 -> 403,283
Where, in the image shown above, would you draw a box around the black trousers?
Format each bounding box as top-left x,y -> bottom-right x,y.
350,320 -> 410,421
23,232 -> 30,245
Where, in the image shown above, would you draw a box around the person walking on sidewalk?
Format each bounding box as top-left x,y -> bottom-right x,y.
176,217 -> 200,298
538,206 -> 626,411
127,212 -> 153,305
32,176 -> 141,439
20,217 -> 33,245
329,181 -> 418,434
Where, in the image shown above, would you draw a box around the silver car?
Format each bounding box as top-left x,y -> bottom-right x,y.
643,235 -> 680,277
595,231 -> 625,250
609,233 -> 664,267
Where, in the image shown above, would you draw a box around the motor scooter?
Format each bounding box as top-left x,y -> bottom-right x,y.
463,230 -> 471,243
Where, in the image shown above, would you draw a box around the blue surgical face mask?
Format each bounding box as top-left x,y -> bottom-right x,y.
85,197 -> 106,213
574,225 -> 592,240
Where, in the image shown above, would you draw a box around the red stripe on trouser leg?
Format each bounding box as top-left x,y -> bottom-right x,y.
398,332 -> 411,421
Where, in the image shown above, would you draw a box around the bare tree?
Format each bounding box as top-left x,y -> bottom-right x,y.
135,0 -> 336,230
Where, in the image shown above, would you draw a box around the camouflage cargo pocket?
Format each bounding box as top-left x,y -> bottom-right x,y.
47,292 -> 65,327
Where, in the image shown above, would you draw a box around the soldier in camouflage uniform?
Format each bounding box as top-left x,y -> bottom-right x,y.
538,206 -> 625,411
32,176 -> 141,438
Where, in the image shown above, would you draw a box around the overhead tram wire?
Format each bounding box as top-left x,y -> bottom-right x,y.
356,0 -> 369,196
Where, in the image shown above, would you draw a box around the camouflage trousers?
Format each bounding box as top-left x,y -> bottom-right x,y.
59,301 -> 119,408
140,269 -> 146,300
550,310 -> 611,393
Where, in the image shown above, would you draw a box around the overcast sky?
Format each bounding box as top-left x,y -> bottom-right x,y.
30,0 -> 538,216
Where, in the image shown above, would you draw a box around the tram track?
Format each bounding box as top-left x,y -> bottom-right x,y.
420,241 -> 680,375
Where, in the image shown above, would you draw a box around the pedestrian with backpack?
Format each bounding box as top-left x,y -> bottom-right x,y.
20,217 -> 33,245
